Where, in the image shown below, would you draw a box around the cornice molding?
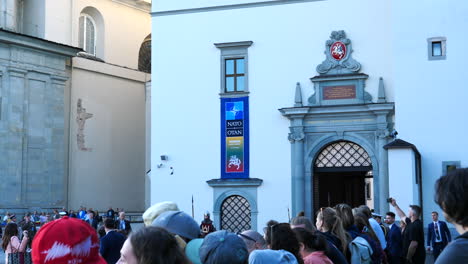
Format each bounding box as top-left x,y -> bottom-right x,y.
112,0 -> 151,13
152,0 -> 325,17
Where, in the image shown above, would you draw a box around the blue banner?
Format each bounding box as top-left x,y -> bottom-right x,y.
221,97 -> 249,178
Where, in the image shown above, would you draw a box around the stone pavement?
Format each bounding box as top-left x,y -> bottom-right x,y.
0,222 -> 144,264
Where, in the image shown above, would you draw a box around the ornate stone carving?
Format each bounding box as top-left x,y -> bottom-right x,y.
288,127 -> 305,143
76,99 -> 93,151
316,30 -> 361,75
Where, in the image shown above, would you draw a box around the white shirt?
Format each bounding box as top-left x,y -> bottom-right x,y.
369,218 -> 387,249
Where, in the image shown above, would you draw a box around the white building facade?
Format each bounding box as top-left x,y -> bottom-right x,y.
151,0 -> 467,231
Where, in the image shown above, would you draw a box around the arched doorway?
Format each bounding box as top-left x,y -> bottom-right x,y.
313,141 -> 373,212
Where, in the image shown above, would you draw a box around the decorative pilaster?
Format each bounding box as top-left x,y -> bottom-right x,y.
7,67 -> 27,206
280,104 -> 308,217
289,124 -> 305,216
377,129 -> 390,213
1,0 -> 20,32
50,75 -> 68,206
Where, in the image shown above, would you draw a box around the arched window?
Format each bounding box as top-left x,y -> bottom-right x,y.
315,141 -> 372,168
79,14 -> 96,55
138,34 -> 151,73
221,195 -> 251,233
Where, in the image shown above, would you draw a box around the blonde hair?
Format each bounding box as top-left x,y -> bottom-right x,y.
317,207 -> 351,253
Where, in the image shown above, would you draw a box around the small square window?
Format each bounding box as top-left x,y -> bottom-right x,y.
428,37 -> 446,60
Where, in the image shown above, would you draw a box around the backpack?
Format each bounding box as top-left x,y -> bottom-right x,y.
349,236 -> 373,264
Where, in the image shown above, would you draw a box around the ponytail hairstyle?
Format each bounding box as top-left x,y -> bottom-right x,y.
316,207 -> 350,254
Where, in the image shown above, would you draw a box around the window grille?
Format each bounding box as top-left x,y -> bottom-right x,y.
138,35 -> 151,73
221,195 -> 251,233
315,141 -> 371,168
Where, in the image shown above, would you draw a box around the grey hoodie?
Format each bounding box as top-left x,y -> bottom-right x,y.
249,249 -> 299,264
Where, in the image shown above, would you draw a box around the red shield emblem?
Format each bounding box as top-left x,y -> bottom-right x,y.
330,41 -> 346,61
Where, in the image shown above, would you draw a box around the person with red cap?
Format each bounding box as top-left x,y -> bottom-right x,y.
32,216 -> 106,264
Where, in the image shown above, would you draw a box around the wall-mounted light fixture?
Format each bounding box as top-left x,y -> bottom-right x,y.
157,155 -> 169,168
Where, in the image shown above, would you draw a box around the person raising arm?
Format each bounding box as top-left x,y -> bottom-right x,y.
390,198 -> 426,264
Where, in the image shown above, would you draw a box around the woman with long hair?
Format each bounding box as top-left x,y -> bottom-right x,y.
264,221 -> 304,264
117,226 -> 189,264
291,213 -> 348,264
354,213 -> 384,264
335,204 -> 355,232
316,207 -> 350,254
293,228 -> 333,264
2,223 -> 29,264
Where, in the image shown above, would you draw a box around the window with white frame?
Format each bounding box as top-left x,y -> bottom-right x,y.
79,14 -> 97,55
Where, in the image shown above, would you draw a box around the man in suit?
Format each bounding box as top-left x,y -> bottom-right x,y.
86,210 -> 98,230
100,218 -> 126,264
385,212 -> 403,264
427,211 -> 451,261
116,211 -> 132,236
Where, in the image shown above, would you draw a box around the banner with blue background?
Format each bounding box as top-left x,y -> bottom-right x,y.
221,97 -> 249,178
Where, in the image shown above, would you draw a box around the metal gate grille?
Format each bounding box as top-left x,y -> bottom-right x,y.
221,195 -> 251,233
315,141 -> 371,167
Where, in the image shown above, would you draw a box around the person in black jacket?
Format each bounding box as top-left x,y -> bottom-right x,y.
385,212 -> 403,264
86,210 -> 98,230
116,212 -> 132,237
100,218 -> 126,264
107,207 -> 116,220
427,211 -> 451,261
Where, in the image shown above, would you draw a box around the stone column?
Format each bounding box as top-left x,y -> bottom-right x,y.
288,123 -> 305,216
377,129 -> 390,213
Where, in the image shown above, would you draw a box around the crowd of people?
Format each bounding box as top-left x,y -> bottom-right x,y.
0,168 -> 467,264
1,206 -> 129,227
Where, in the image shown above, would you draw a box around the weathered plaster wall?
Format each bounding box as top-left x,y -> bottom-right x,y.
68,57 -> 149,211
